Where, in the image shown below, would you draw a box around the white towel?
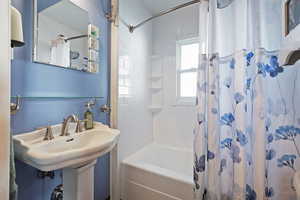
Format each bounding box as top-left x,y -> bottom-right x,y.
50,36 -> 70,67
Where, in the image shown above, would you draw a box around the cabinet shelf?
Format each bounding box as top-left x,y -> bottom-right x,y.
149,87 -> 162,92
149,75 -> 163,80
148,106 -> 162,113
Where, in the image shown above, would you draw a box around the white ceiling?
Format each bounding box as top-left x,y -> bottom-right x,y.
141,0 -> 193,14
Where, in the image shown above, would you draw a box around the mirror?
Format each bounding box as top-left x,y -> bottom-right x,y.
33,0 -> 99,73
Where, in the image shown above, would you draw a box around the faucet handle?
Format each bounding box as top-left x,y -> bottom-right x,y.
43,126 -> 54,141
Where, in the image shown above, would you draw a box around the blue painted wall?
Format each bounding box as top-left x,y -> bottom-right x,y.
11,0 -> 111,199
37,0 -> 61,12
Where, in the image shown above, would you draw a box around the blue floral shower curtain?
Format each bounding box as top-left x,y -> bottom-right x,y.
194,0 -> 300,199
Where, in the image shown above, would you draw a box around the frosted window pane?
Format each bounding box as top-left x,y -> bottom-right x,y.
180,72 -> 197,97
181,43 -> 199,70
119,87 -> 129,96
119,56 -> 130,97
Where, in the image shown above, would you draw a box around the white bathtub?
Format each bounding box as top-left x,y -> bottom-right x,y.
121,143 -> 193,200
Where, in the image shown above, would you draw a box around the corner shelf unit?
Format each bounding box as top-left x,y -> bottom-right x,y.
148,106 -> 162,113
149,55 -> 164,114
149,87 -> 163,92
149,75 -> 163,81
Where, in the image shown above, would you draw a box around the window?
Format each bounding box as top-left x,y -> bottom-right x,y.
176,38 -> 199,104
119,55 -> 131,98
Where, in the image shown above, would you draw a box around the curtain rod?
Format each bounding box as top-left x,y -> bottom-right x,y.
126,0 -> 204,33
65,34 -> 88,41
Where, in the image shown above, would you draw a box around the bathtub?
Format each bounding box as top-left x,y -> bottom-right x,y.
121,143 -> 193,200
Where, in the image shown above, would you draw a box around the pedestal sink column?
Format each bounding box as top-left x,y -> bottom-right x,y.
63,160 -> 97,200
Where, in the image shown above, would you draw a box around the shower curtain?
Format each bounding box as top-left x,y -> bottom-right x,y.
194,0 -> 300,199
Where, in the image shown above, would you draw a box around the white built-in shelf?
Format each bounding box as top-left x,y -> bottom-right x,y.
151,55 -> 160,59
148,106 -> 162,113
149,75 -> 163,81
149,87 -> 162,92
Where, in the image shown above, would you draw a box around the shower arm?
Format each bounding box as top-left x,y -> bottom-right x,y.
125,0 -> 204,33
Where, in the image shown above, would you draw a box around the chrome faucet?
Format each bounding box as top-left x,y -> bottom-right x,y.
60,114 -> 81,136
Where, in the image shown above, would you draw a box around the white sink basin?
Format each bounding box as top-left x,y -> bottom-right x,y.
13,122 -> 120,171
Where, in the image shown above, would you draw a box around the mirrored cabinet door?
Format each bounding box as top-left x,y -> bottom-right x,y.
33,0 -> 99,73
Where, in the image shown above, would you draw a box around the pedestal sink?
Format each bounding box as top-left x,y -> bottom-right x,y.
13,122 -> 120,200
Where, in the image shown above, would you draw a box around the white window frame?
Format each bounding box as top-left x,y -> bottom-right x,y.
176,37 -> 199,106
